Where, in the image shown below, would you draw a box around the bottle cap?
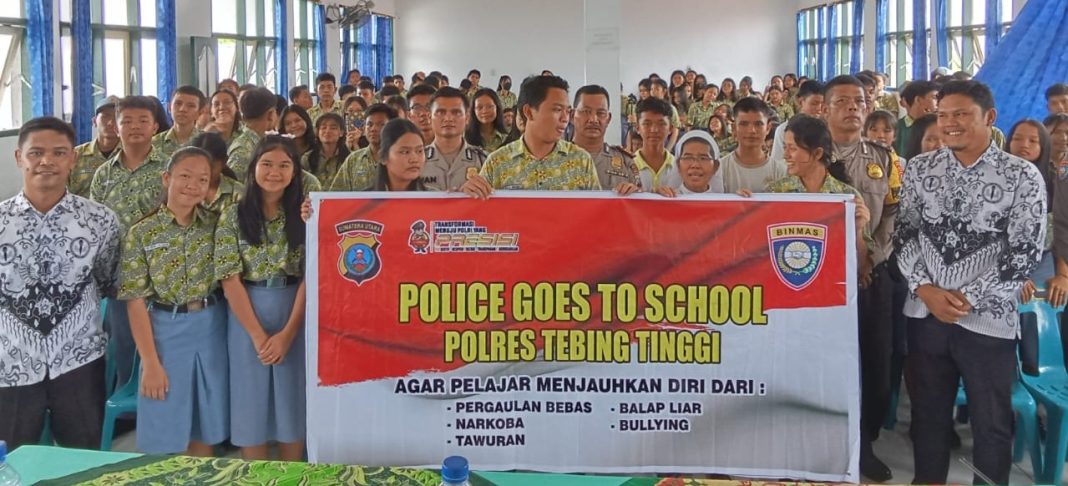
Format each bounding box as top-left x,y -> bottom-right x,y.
441,455 -> 469,482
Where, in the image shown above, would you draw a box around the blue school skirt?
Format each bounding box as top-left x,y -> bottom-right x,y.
228,283 -> 305,446
136,303 -> 230,454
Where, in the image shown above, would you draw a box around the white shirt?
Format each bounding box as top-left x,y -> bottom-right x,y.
0,192 -> 120,386
769,122 -> 788,165
635,149 -> 725,193
720,151 -> 788,193
678,183 -> 719,194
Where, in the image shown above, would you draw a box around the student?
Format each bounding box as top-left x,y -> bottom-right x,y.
894,80 -> 939,155
650,78 -> 680,148
765,85 -> 794,124
342,95 -> 369,151
1047,83 -> 1068,116
308,73 -> 341,122
228,88 -> 282,180
902,113 -> 942,160
655,131 -> 722,196
465,88 -> 509,153
385,95 -> 409,120
207,90 -> 243,146
277,105 -> 316,156
863,110 -> 904,206
370,119 -> 431,191
407,83 -> 438,145
345,69 -> 360,87
302,113 -> 350,186
717,77 -> 738,105
71,96 -> 122,197
215,136 -> 308,460
1007,120 -> 1054,299
188,131 -> 242,217
0,117 -> 120,451
357,80 -> 377,108
153,86 -> 207,159
720,97 -> 784,193
687,85 -> 719,133
769,80 -> 824,163
497,75 -> 517,110
631,97 -> 679,191
1049,113 -> 1068,308
707,114 -> 734,154
331,104 -> 399,191
288,85 -> 313,110
501,107 -> 515,132
120,147 -> 228,456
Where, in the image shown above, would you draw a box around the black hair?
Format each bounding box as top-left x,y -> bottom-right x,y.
376,117 -> 425,170
217,78 -> 239,91
785,116 -> 850,185
407,83 -> 437,101
239,83 -> 257,93
652,78 -> 669,94
822,75 -> 864,96
166,146 -> 212,171
459,79 -> 473,91
239,87 -> 277,120
116,95 -> 160,122
497,75 -> 512,91
411,73 -> 423,85
380,85 -> 401,98
635,97 -> 673,119
706,114 -> 728,137
1046,83 -> 1068,101
938,79 -> 995,112
366,102 -> 399,120
670,70 -> 686,86
238,135 -> 305,249
465,88 -> 506,148
1007,119 -> 1053,208
864,110 -> 897,135
188,131 -> 238,180
516,75 -> 569,119
638,78 -> 653,91
797,80 -> 824,99
468,69 -> 481,77
717,78 -> 737,102
423,75 -> 443,89
172,85 -> 207,108
904,113 -> 939,160
277,104 -> 316,152
385,95 -> 408,113
732,97 -> 771,119
274,95 -> 288,116
288,85 -> 310,102
17,116 -> 76,148
346,69 -> 360,81
573,84 -> 611,110
304,113 -> 350,175
338,84 -> 357,99
344,95 -> 368,112
431,86 -> 468,108
357,80 -> 375,91
1044,113 -> 1068,131
209,89 -> 242,126
901,80 -> 940,105
855,73 -> 876,88
315,72 -> 337,87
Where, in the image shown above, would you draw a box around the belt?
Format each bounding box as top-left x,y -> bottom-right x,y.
243,276 -> 301,288
149,290 -> 224,314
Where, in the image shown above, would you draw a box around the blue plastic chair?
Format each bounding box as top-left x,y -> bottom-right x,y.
100,353 -> 140,451
1020,298 -> 1068,484
38,409 -> 53,445
954,378 -> 1042,474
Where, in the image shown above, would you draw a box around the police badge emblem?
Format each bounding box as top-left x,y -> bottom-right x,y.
336,220 -> 385,285
767,223 -> 827,291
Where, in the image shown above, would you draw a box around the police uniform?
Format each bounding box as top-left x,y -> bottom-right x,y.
307,101 -> 342,123
498,90 -> 517,110
686,101 -> 717,131
151,127 -> 202,160
214,203 -> 306,447
421,141 -> 487,191
590,143 -> 640,190
330,146 -> 378,191
118,205 -> 228,454
226,129 -> 262,182
835,138 -> 895,266
480,139 -> 599,190
71,140 -> 119,198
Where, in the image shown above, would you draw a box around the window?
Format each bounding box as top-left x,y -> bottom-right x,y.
293,0 -> 320,88
342,12 -> 393,86
796,1 -> 861,80
883,0 -> 932,88
0,2 -> 28,131
797,8 -> 820,79
944,0 -> 1012,75
831,1 -> 861,76
211,0 -> 277,91
58,0 -> 158,120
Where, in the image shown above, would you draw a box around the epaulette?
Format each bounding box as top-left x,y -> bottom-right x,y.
424,146 -> 436,159
861,138 -> 893,154
610,145 -> 635,158
465,146 -> 487,161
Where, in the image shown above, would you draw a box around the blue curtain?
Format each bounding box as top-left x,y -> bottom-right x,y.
26,0 -> 54,117
374,16 -> 393,86
341,24 -> 351,78
315,5 -> 328,75
912,0 -> 930,80
356,18 -> 374,83
156,0 -> 177,108
875,0 -> 888,74
850,0 -> 864,73
72,0 -> 93,144
827,5 -> 838,78
274,0 -> 288,95
985,0 -> 1003,54
796,12 -> 805,76
975,0 -> 1068,132
934,0 -> 949,68
816,7 -> 826,80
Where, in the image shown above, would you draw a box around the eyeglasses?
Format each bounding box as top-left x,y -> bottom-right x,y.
411,104 -> 431,114
678,155 -> 715,164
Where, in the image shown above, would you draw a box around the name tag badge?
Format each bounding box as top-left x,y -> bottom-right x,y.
1058,162 -> 1068,180
146,242 -> 169,252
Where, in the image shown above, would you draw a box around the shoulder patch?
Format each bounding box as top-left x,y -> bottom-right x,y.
611,145 -> 635,158
465,147 -> 487,161
425,146 -> 436,159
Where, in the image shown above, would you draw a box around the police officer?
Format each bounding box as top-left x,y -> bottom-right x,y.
71,95 -> 121,197
570,85 -> 640,192
823,75 -> 895,483
419,87 -> 487,191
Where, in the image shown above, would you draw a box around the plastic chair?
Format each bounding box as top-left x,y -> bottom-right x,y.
100,353 -> 140,451
1019,298 -> 1068,484
954,378 -> 1042,474
38,410 -> 53,445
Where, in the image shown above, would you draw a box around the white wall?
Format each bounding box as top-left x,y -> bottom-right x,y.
0,136 -> 22,198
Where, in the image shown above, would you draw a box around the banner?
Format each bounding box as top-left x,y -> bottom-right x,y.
307,192 -> 860,482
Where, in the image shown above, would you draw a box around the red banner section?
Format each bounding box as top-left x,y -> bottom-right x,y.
316,195 -> 849,386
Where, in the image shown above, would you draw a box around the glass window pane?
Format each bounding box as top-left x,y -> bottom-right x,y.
141,37 -> 156,97
245,43 -> 257,83
308,3 -> 317,39
0,2 -> 21,18
141,0 -> 156,27
60,0 -> 71,23
104,35 -> 128,97
103,0 -> 128,25
217,38 -> 237,81
264,0 -> 275,37
61,33 -> 72,119
213,0 -> 237,34
0,32 -> 17,130
1001,0 -> 1012,23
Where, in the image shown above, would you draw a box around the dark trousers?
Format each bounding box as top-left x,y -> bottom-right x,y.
0,357 -> 105,451
859,264 -> 894,447
907,316 -> 1017,485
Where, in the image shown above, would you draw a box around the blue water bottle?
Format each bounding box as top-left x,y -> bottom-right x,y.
0,441 -> 22,486
439,455 -> 472,486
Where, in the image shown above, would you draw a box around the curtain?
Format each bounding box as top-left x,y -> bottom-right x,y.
816,6 -> 826,80
827,5 -> 838,78
875,0 -> 888,74
934,0 -> 949,69
912,0 -> 929,80
341,24 -> 351,78
72,0 -> 93,144
796,12 -> 804,76
274,0 -> 288,95
156,0 -> 177,108
975,0 -> 1068,132
315,4 -> 328,75
985,0 -> 1003,55
850,0 -> 864,74
25,0 -> 54,117
356,18 -> 374,83
374,16 -> 393,86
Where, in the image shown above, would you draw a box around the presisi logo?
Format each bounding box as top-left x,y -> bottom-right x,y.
416,220 -> 520,254
336,220 -> 384,285
767,223 -> 827,291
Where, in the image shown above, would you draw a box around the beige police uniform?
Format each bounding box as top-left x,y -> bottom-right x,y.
590,144 -> 640,190
834,138 -> 896,266
420,140 -> 487,191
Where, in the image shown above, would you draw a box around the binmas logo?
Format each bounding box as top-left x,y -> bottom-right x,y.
336,220 -> 384,285
767,223 -> 827,291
